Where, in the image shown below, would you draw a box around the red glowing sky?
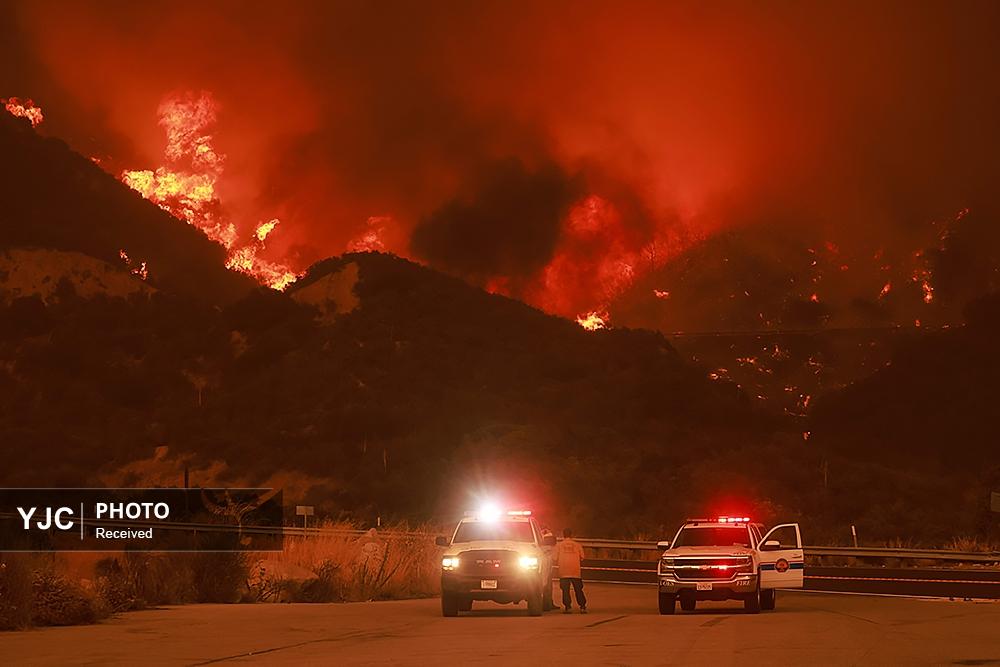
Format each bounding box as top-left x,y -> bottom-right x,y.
3,1 -> 1000,320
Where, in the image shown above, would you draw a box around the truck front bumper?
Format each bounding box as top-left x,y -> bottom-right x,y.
441,572 -> 540,603
658,572 -> 758,601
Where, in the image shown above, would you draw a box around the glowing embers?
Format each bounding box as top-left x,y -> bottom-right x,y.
119,249 -> 149,281
2,97 -> 43,127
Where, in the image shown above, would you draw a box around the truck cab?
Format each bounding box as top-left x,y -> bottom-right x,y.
656,516 -> 803,614
436,508 -> 556,617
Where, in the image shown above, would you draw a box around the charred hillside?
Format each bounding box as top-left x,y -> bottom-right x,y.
0,112 -> 256,304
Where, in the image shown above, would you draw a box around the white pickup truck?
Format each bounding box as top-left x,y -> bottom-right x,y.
436,509 -> 556,617
656,516 -> 804,614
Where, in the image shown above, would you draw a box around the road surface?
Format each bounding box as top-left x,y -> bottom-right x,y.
2,584 -> 999,665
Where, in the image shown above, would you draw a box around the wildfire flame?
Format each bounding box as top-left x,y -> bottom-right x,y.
225,219 -> 298,291
120,92 -> 299,290
576,311 -> 609,331
3,97 -> 44,127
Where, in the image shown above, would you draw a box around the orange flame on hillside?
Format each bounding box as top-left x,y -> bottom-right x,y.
120,92 -> 300,290
3,97 -> 44,127
225,219 -> 298,291
576,311 -> 609,331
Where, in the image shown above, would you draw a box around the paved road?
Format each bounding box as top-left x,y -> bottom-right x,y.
2,585 -> 999,666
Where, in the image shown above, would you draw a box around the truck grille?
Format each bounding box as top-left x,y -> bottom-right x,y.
458,549 -> 519,576
672,557 -> 751,580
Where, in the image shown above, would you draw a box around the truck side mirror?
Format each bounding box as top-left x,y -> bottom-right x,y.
760,539 -> 780,551
435,536 -> 449,547
657,540 -> 670,549
543,534 -> 556,547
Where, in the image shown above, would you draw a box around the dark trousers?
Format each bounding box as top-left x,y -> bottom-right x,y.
560,577 -> 587,609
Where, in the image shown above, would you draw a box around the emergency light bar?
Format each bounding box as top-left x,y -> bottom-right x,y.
718,516 -> 750,523
463,508 -> 532,519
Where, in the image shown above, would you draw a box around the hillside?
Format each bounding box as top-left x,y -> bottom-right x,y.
807,293 -> 1000,542
0,111 -> 256,304
2,109 -> 997,541
0,248 -> 777,533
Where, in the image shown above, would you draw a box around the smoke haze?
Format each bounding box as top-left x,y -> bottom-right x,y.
4,0 -> 1000,320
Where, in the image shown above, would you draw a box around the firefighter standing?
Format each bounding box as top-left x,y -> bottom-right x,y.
556,528 -> 587,613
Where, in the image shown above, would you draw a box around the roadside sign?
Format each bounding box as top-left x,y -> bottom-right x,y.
296,505 -> 315,529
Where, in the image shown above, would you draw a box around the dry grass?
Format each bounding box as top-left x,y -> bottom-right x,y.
248,521 -> 440,603
950,537 -> 998,553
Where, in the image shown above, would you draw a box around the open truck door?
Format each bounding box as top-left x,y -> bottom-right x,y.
757,523 -> 804,589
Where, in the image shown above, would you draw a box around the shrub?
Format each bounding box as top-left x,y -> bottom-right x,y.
95,553 -> 196,611
190,552 -> 248,603
30,569 -> 108,627
0,555 -> 34,630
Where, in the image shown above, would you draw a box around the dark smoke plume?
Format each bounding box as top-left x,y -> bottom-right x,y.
410,160 -> 580,283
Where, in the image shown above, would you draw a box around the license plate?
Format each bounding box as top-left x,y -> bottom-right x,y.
696,582 -> 713,591
480,579 -> 498,589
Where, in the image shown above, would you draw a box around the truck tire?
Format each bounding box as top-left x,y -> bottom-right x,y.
761,588 -> 776,611
442,593 -> 460,617
658,592 -> 676,615
527,589 -> 544,616
680,597 -> 696,612
744,581 -> 761,614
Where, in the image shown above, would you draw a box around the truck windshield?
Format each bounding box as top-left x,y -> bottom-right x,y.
674,527 -> 751,548
453,520 -> 534,543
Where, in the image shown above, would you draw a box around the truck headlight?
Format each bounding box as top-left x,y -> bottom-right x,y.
518,555 -> 539,570
660,557 -> 674,567
442,557 -> 460,571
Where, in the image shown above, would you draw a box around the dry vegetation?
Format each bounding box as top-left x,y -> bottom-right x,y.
0,522 -> 441,631
247,522 -> 440,603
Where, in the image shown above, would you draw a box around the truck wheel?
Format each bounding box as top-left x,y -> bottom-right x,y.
527,589 -> 544,616
761,588 -> 776,611
442,593 -> 460,617
680,597 -> 696,612
744,582 -> 761,614
658,592 -> 676,615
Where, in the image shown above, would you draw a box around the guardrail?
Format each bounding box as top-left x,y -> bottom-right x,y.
578,558 -> 1000,599
2,512 -> 998,564
575,538 -> 1000,564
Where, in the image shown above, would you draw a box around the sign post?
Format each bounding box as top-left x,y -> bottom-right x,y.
295,505 -> 315,529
